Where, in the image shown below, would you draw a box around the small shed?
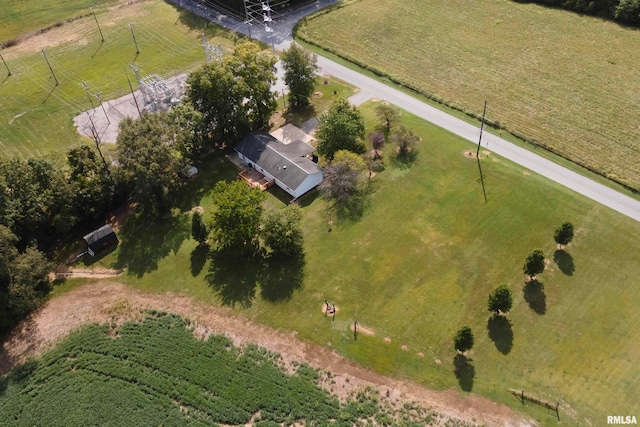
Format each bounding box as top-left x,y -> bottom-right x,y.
83,225 -> 118,257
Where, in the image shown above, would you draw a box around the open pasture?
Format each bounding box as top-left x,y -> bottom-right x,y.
297,0 -> 640,190
0,0 -> 233,159
83,100 -> 640,425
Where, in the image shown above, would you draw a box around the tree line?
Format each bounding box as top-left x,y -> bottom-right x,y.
513,0 -> 640,25
0,40 -> 318,334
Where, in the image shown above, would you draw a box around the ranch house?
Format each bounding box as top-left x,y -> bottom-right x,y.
235,131 -> 323,199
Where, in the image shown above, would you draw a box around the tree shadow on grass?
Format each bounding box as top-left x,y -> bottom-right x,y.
114,212 -> 190,277
523,280 -> 546,314
553,249 -> 575,276
390,149 -> 418,169
206,245 -> 263,308
260,249 -> 305,302
334,192 -> 370,223
487,315 -> 513,355
174,155 -> 239,214
190,244 -> 209,277
453,354 -> 475,392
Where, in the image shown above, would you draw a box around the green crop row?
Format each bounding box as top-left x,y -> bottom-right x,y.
0,313 -> 467,426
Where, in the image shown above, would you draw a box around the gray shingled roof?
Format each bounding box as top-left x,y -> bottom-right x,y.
235,132 -> 322,190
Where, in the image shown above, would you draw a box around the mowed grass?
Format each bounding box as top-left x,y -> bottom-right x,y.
82,99 -> 640,424
297,0 -> 640,190
0,0 -> 119,44
0,0 -> 234,159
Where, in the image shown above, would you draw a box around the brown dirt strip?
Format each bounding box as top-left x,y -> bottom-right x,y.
0,282 -> 534,426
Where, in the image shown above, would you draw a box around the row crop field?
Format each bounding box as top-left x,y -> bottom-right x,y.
0,313 -> 448,426
297,0 -> 640,190
0,0 -> 234,160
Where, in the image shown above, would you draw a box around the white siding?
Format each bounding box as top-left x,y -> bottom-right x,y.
293,172 -> 323,198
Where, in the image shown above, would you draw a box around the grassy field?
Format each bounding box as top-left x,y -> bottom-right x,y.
78,99 -> 640,425
0,0 -> 120,45
296,0 -> 640,191
0,0 -> 235,159
0,313 -> 448,426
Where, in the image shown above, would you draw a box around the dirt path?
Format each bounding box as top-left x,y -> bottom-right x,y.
0,282 -> 534,426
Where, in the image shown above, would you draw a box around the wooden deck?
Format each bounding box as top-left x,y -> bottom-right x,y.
239,169 -> 274,191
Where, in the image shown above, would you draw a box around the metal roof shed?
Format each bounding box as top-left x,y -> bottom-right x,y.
83,225 -> 119,257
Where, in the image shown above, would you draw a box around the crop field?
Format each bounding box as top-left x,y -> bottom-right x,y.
0,0 -> 234,159
83,100 -> 640,425
296,0 -> 640,190
0,313 -> 448,426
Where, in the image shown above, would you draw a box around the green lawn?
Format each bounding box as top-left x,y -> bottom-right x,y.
296,0 -> 640,191
0,0 -> 120,45
0,0 -> 234,159
79,99 -> 640,425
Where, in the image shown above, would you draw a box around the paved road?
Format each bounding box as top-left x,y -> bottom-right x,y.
174,0 -> 640,222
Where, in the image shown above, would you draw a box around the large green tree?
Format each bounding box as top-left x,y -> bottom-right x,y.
0,225 -> 51,334
523,249 -> 546,279
261,205 -> 304,256
168,103 -> 205,163
0,158 -> 72,248
227,41 -> 277,130
187,41 -> 277,145
187,61 -> 247,145
281,43 -> 319,110
487,284 -> 513,315
116,113 -> 185,216
210,181 -> 266,253
67,145 -> 115,222
316,99 -> 366,160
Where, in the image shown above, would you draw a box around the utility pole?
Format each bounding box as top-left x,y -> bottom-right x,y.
90,7 -> 105,43
95,92 -> 110,125
86,111 -> 114,186
476,101 -> 488,204
124,66 -> 142,116
80,81 -> 94,108
129,24 -> 139,54
41,50 -> 58,86
0,52 -> 11,76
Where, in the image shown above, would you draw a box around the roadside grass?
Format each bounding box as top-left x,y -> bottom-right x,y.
78,99 -> 640,424
0,0 -> 120,45
0,0 -> 235,159
296,0 -> 640,191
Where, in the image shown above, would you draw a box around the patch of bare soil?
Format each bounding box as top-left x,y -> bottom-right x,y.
0,282 -> 534,426
2,0 -> 149,58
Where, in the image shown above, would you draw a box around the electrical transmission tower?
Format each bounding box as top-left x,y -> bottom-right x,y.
243,0 -> 274,36
130,65 -> 176,112
201,34 -> 223,63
